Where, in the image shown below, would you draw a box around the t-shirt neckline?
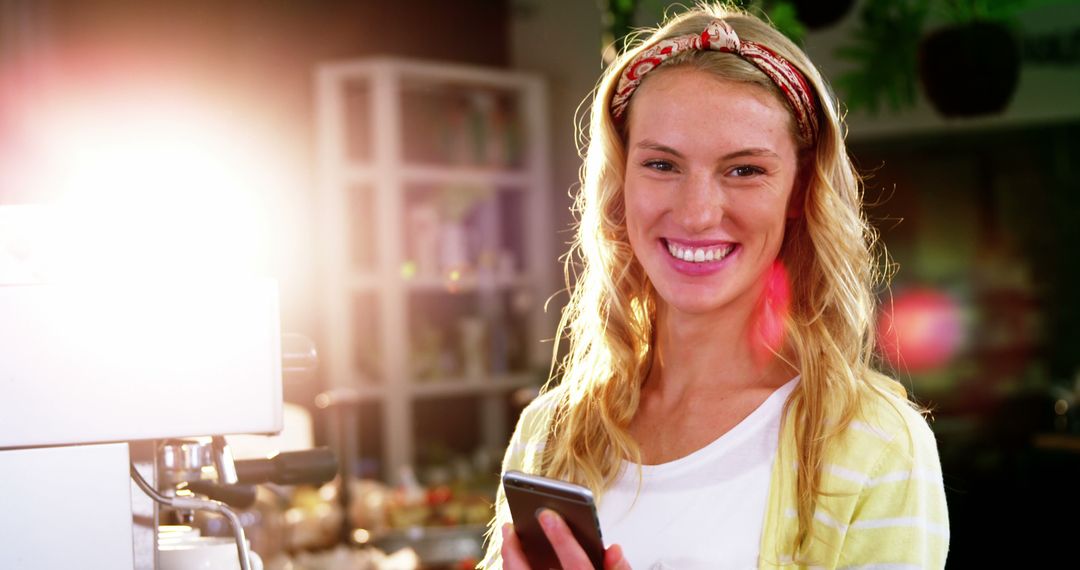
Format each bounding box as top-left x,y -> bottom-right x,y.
629,375 -> 800,475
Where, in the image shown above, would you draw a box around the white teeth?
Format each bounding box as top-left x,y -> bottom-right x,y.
665,241 -> 734,264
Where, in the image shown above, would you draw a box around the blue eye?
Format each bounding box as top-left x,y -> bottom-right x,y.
642,159 -> 675,172
730,165 -> 765,177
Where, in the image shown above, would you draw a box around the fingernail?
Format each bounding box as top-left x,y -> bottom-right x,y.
537,509 -> 556,531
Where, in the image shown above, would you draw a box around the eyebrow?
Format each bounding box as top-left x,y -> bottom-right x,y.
634,139 -> 780,160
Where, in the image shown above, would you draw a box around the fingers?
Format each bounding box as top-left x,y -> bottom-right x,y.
501,523 -> 531,570
505,513 -> 629,570
604,544 -> 633,570
537,509 -> 597,570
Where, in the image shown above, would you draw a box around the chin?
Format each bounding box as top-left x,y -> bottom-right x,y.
654,287 -> 729,316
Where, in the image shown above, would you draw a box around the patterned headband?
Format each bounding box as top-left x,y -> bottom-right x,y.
610,19 -> 819,142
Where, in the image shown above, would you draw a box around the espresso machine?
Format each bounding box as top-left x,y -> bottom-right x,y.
0,278 -> 336,569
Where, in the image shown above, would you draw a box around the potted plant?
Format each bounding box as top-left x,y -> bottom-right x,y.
792,0 -> 856,30
837,0 -> 1028,118
917,1 -> 1023,117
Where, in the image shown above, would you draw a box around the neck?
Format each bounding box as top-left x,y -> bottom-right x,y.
646,292 -> 795,401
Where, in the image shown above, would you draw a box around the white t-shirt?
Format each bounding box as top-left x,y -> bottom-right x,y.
597,376 -> 799,570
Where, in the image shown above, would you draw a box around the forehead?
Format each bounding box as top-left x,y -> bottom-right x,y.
625,67 -> 797,156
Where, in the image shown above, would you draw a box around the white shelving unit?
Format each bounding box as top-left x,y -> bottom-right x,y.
314,57 -> 554,481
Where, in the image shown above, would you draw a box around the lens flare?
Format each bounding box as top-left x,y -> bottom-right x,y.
752,260 -> 791,367
878,287 -> 966,373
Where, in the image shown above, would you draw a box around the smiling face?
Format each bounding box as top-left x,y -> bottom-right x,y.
623,66 -> 801,320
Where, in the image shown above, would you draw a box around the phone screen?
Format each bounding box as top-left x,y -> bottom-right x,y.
502,470 -> 605,570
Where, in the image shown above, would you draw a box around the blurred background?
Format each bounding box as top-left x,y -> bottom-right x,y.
1,0 -> 1078,567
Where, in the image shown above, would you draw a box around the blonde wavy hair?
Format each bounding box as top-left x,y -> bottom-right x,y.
538,1 -> 913,560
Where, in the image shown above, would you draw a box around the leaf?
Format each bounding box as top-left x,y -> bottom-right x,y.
765,1 -> 807,45
833,0 -> 929,114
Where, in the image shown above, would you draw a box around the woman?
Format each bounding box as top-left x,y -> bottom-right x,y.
484,3 -> 949,568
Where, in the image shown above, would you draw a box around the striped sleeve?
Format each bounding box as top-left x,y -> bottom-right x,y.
478,390 -> 558,569
836,406 -> 950,569
477,427 -> 518,570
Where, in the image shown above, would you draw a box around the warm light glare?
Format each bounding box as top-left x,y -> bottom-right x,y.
352,528 -> 371,544
20,95 -> 278,281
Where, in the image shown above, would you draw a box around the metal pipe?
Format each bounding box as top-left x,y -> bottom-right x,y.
130,464 -> 252,570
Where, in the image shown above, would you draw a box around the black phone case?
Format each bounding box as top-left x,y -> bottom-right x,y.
502,470 -> 605,570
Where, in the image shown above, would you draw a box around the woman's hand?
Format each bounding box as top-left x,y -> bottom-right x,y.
501,510 -> 631,570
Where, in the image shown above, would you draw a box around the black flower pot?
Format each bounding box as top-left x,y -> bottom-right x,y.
917,21 -> 1021,117
793,0 -> 856,30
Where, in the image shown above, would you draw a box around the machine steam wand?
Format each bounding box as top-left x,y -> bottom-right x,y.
130,464 -> 255,570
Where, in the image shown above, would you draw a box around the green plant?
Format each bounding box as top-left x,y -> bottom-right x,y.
604,0 -> 808,62
835,0 -> 929,114
760,1 -> 808,44
730,0 -> 808,44
936,0 -> 1027,23
835,0 -> 1035,114
600,0 -> 639,62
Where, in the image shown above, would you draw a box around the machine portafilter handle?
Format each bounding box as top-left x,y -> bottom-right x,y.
234,447 -> 338,486
183,482 -> 259,510
176,448 -> 338,510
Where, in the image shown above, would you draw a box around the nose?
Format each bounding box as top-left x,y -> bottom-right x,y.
672,171 -> 724,233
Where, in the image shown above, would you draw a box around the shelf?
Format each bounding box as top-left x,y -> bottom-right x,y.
1033,433 -> 1080,454
320,56 -> 540,90
314,384 -> 386,407
316,57 -> 553,479
315,374 -> 541,405
409,373 -> 541,399
404,165 -> 529,188
405,273 -> 531,292
349,272 -> 533,292
341,164 -> 530,188
343,165 -> 374,184
350,273 -> 379,291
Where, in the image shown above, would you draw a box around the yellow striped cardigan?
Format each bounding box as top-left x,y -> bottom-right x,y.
480,386 -> 950,569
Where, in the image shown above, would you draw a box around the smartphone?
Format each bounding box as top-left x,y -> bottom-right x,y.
502,470 -> 605,570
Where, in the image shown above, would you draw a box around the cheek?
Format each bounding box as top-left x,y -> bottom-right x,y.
751,181 -> 798,227
736,196 -> 792,242
623,181 -> 662,228
622,187 -> 656,259
622,185 -> 645,235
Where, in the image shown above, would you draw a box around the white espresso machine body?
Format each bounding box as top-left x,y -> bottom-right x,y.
0,279 -> 284,570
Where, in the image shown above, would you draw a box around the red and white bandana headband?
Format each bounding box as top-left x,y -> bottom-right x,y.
610,19 -> 819,142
